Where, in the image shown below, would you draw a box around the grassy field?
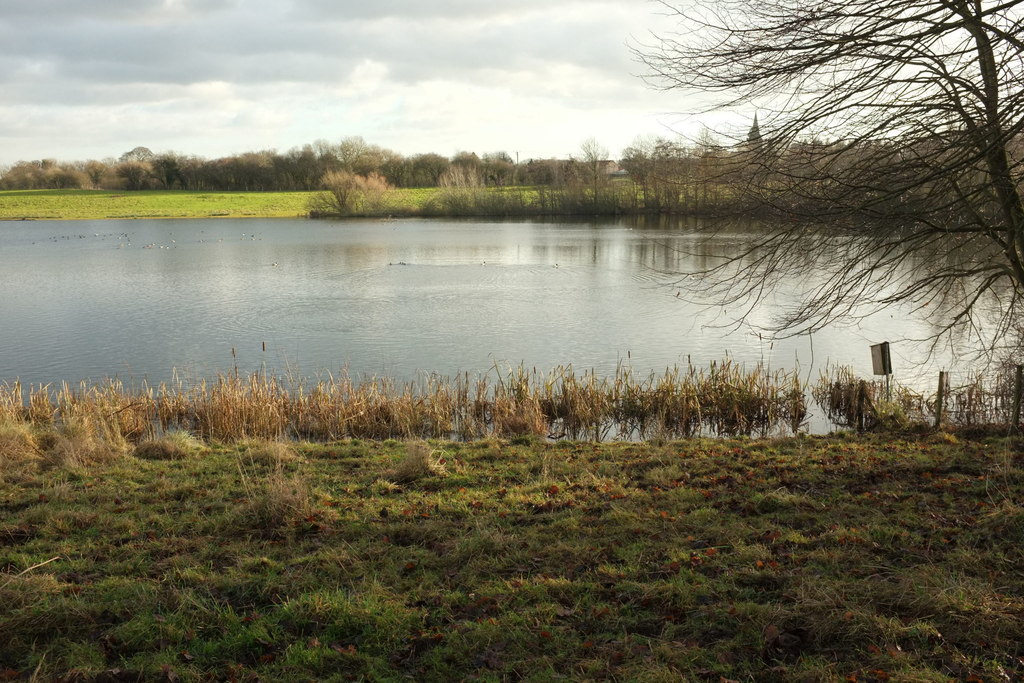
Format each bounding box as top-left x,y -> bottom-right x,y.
0,186 -> 625,221
0,189 -> 319,220
2,429 -> 1022,681
0,188 -> 498,221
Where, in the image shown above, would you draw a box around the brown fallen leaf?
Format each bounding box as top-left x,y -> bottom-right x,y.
330,643 -> 357,655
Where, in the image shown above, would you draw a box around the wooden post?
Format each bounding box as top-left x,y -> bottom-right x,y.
934,371 -> 948,430
856,380 -> 867,431
1012,365 -> 1023,435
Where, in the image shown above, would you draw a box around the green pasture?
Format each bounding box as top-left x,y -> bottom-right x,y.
1,430 -> 1022,681
0,189 -> 446,221
0,189 -> 316,220
0,185 -> 635,221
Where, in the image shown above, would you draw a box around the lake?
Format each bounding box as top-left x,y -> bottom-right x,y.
0,217 -> 948,405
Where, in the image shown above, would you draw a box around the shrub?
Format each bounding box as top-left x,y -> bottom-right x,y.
310,171 -> 394,216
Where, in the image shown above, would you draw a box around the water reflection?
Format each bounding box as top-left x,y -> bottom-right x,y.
0,217 -> 961,401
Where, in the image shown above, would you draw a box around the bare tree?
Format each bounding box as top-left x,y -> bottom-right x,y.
578,137 -> 611,211
115,160 -> 152,191
636,0 -> 1024,354
410,153 -> 451,186
451,151 -> 484,185
622,135 -> 694,213
152,153 -> 184,189
83,160 -> 108,189
693,127 -> 724,212
482,151 -> 515,186
119,146 -> 154,163
334,136 -> 393,177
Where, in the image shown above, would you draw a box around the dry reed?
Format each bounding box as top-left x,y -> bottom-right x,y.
0,360 -> 808,448
946,369 -> 1017,427
0,420 -> 42,480
813,364 -> 1022,430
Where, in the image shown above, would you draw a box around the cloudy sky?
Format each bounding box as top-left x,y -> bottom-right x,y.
0,0 -> 713,165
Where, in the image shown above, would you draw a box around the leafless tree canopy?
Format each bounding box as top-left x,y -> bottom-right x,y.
636,0 -> 1024,353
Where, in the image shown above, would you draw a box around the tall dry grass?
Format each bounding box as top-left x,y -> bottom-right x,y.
0,420 -> 42,482
0,381 -> 143,472
0,361 -> 809,452
23,359 -> 1019,452
813,364 -> 1022,430
231,439 -> 317,538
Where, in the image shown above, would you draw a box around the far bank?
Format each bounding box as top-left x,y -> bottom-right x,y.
0,185 -> 735,221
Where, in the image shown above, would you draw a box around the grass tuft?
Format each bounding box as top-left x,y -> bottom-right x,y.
43,414 -> 126,469
233,457 -> 318,538
238,439 -> 300,466
0,419 -> 41,464
387,442 -> 446,483
133,429 -> 205,460
0,420 -> 42,482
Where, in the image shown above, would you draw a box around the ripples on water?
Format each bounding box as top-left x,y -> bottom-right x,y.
0,217 -> 952,407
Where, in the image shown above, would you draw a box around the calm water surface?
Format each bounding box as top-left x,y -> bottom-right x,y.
0,217 -> 944,394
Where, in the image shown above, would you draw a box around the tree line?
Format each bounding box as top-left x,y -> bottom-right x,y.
0,139 -> 512,192
0,133 -> 764,214
10,128 -> 954,219
0,137 -> 605,192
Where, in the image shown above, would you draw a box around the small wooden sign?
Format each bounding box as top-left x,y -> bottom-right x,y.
870,342 -> 892,376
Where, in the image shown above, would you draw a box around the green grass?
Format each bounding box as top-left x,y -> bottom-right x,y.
0,189 -> 318,220
0,187 -> 501,221
0,185 -> 634,221
2,433 -> 1023,681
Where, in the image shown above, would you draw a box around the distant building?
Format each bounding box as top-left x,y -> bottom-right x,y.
747,113 -> 762,146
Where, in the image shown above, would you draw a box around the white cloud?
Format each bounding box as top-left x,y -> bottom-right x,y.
0,0 -> 696,164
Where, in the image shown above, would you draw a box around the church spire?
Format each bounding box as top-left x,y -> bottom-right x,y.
747,112 -> 762,145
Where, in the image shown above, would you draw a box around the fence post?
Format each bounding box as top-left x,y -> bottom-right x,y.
856,380 -> 867,431
1012,365 -> 1023,435
934,371 -> 948,430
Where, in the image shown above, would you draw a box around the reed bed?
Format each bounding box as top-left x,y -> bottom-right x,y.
813,363 -> 1023,430
946,369 -> 1019,427
0,361 -> 807,450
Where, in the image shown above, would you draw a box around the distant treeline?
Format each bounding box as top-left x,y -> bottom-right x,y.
2,133 -> 790,216
0,137 -> 602,192
12,129 -> 996,219
0,135 -> 745,200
